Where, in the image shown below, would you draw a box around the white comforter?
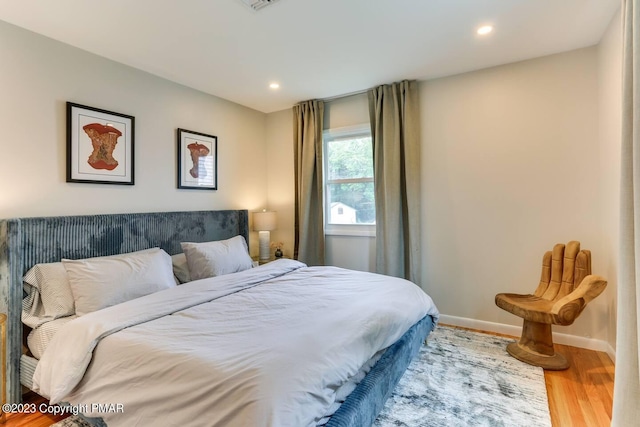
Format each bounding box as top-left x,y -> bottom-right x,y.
33,260 -> 439,427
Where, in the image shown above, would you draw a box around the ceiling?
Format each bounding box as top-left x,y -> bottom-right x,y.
0,0 -> 620,113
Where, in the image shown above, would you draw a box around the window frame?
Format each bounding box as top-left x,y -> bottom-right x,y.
322,124 -> 376,237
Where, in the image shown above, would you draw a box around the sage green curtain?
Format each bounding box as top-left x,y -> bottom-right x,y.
613,1 -> 640,425
293,100 -> 325,266
368,80 -> 421,283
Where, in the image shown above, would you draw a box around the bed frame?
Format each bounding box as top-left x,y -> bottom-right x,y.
0,209 -> 435,426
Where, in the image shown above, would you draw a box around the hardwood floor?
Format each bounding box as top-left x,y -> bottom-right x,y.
2,391 -> 69,427
546,342 -> 614,426
1,335 -> 615,427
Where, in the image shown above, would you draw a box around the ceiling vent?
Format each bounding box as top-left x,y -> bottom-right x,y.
240,0 -> 280,11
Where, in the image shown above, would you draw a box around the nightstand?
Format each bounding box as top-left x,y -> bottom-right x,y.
252,256 -> 288,266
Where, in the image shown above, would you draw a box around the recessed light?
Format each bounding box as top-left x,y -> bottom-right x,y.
477,25 -> 493,35
269,83 -> 280,89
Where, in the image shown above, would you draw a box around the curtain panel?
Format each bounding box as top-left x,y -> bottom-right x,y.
368,80 -> 421,283
293,100 -> 325,266
613,1 -> 640,425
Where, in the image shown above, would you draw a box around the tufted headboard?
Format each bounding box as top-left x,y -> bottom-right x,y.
0,209 -> 249,403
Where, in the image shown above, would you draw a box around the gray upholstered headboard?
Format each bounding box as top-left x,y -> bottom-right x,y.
0,209 -> 249,403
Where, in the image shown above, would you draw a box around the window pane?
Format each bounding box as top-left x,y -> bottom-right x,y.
327,181 -> 375,224
326,136 -> 373,180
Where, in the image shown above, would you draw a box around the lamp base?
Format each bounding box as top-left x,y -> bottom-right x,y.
258,231 -> 270,260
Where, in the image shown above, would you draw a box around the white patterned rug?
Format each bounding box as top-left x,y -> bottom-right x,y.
52,326 -> 551,427
374,325 -> 552,427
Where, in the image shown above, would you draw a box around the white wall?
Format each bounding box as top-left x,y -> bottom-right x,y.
421,46 -> 612,344
597,9 -> 622,351
0,20 -> 269,255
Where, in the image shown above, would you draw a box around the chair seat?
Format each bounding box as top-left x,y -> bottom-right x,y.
495,293 -> 559,325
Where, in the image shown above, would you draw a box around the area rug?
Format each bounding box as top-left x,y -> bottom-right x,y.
52,326 -> 551,427
50,416 -> 95,427
373,325 -> 552,427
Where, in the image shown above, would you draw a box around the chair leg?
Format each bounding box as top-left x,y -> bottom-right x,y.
506,319 -> 569,370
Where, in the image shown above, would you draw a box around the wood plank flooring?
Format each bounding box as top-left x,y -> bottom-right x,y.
546,342 -> 615,426
1,329 -> 615,427
2,392 -> 68,427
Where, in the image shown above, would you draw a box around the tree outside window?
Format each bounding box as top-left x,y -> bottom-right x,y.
324,130 -> 375,225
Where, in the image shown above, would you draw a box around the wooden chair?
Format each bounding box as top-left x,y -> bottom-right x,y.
495,241 -> 607,370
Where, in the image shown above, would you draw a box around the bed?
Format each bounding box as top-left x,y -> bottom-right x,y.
0,210 -> 439,426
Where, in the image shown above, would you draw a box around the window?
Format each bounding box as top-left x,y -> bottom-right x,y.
323,125 -> 375,235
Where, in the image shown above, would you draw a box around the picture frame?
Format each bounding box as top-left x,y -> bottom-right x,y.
67,102 -> 135,185
177,128 -> 218,190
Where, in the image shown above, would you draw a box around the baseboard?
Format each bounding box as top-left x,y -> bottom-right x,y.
438,314 -> 616,362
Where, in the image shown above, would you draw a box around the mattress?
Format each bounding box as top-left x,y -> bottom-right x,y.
317,349 -> 384,426
27,316 -> 77,359
20,354 -> 38,390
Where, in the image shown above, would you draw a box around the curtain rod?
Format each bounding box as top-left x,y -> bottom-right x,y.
319,88 -> 369,103
312,79 -> 415,103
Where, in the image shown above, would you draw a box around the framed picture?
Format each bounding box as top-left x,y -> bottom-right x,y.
67,102 -> 135,185
177,128 -> 218,190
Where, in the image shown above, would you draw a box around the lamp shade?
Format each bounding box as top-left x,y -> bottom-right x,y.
253,210 -> 277,231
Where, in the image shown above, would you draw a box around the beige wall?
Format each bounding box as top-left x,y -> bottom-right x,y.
597,9 -> 622,351
421,46 -> 613,345
265,108 -> 295,258
266,45 -> 619,349
1,15 -> 622,350
0,20 -> 269,254
323,93 -> 369,129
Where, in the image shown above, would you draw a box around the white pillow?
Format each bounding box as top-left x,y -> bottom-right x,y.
22,262 -> 75,328
63,248 -> 176,316
181,235 -> 253,280
171,253 -> 191,284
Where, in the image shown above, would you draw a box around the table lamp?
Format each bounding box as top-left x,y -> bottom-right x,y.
253,210 -> 277,260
